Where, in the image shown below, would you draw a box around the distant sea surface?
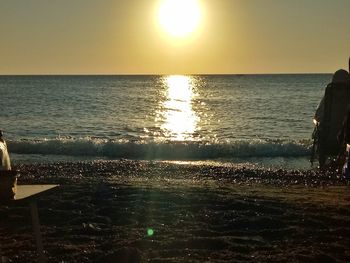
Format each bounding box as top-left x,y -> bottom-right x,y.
0,74 -> 330,169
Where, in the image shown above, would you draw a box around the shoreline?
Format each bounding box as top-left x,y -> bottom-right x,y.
0,160 -> 349,262
14,159 -> 346,186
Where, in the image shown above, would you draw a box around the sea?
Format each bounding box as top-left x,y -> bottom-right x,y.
0,74 -> 330,169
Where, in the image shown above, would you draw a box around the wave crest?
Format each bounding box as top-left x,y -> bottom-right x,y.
7,138 -> 311,160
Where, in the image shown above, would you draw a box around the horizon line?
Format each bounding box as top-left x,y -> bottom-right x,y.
0,72 -> 332,77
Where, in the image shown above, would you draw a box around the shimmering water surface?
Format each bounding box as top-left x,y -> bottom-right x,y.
0,74 -> 330,168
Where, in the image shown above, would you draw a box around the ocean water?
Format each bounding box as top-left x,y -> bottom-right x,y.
0,74 -> 330,169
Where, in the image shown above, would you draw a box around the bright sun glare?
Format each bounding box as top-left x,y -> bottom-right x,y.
158,0 -> 201,38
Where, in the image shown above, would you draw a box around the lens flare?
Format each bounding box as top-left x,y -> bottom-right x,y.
147,228 -> 154,236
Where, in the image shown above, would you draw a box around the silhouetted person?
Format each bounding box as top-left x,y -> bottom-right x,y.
313,68 -> 350,168
314,69 -> 350,123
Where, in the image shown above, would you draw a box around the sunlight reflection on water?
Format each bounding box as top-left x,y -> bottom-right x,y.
157,75 -> 199,141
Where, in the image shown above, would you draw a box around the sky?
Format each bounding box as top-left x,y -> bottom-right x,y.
0,0 -> 349,75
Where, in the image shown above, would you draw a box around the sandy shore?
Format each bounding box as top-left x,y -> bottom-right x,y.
0,160 -> 349,262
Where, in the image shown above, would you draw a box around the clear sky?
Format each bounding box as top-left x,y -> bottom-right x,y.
0,0 -> 349,75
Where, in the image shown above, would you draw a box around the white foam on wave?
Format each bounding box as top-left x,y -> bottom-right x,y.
7,138 -> 311,160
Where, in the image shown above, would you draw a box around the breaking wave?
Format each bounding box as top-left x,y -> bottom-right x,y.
7,138 -> 311,160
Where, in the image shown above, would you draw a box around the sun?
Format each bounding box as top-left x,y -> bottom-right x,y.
158,0 -> 201,38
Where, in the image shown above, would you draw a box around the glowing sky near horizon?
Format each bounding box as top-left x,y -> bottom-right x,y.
0,0 -> 349,74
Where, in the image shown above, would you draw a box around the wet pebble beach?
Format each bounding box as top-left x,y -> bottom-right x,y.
0,160 -> 350,262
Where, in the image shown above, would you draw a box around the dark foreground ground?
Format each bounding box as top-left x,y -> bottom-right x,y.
0,160 -> 349,262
